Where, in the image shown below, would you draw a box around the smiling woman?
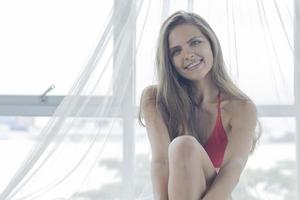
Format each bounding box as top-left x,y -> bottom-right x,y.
168,25 -> 213,80
139,11 -> 261,200
0,0 -> 297,199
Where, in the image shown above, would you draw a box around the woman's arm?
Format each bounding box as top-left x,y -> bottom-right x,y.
141,86 -> 171,200
151,160 -> 169,200
202,100 -> 257,200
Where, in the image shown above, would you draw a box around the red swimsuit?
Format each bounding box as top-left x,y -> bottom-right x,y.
203,91 -> 228,168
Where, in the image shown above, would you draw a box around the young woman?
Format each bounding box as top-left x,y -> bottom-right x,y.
139,11 -> 260,200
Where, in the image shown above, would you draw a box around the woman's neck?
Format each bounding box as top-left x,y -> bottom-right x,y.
193,73 -> 219,103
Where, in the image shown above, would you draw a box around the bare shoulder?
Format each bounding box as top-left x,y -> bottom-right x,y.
228,99 -> 257,130
140,84 -> 166,128
140,85 -> 158,108
230,99 -> 257,116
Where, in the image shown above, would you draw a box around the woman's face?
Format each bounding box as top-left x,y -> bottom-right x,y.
168,23 -> 214,81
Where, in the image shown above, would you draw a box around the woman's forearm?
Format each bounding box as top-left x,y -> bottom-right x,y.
202,161 -> 242,200
151,161 -> 169,200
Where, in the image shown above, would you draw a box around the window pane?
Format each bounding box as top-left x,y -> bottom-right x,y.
233,117 -> 296,199
0,0 -> 112,95
0,116 -> 124,199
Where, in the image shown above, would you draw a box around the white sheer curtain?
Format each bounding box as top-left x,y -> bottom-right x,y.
0,0 -> 298,199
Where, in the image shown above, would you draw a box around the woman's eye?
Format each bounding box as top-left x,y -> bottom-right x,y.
191,40 -> 201,46
171,49 -> 180,56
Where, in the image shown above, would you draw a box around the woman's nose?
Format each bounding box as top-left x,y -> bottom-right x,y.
184,53 -> 195,61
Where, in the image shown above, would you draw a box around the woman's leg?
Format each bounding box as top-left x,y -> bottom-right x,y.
168,135 -> 217,200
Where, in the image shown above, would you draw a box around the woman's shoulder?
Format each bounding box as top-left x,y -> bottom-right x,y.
221,91 -> 255,109
140,85 -> 158,108
226,97 -> 257,124
220,91 -> 256,117
142,85 -> 158,95
228,98 -> 256,111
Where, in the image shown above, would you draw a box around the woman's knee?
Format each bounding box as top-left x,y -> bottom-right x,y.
168,135 -> 218,186
168,135 -> 204,163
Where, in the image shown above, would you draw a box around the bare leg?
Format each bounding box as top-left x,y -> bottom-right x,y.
168,135 -> 217,200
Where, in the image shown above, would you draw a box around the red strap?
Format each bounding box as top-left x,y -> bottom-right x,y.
217,89 -> 221,118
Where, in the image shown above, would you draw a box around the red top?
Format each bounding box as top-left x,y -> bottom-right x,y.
203,90 -> 228,168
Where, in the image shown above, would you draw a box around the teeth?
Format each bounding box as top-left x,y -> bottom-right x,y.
186,59 -> 203,69
188,62 -> 199,69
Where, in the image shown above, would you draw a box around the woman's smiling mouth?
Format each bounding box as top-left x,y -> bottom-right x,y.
184,58 -> 204,71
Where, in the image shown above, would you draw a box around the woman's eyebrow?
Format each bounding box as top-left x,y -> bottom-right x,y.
187,36 -> 203,43
169,36 -> 203,51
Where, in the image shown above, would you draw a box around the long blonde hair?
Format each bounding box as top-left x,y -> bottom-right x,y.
139,11 -> 261,153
